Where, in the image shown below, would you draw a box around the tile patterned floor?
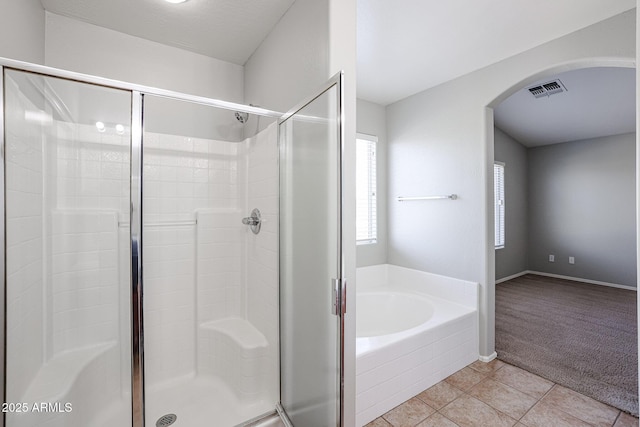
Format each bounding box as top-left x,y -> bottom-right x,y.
365,359 -> 639,427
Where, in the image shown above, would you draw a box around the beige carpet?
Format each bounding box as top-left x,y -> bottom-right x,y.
495,274 -> 638,415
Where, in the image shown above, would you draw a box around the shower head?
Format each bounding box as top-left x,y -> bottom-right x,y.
234,105 -> 262,125
234,111 -> 249,124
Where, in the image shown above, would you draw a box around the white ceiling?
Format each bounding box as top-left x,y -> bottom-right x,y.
494,67 -> 636,147
40,1 -> 636,103
357,0 -> 636,106
39,1 -> 637,146
39,0 -> 295,65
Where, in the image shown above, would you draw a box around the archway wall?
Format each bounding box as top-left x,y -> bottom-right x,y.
385,9 -> 635,357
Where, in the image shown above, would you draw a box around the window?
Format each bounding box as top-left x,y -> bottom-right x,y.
356,134 -> 377,244
494,162 -> 505,249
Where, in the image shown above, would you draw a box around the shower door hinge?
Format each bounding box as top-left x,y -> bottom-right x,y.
331,278 -> 346,316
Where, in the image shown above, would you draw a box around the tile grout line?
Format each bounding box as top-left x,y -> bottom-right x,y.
370,359 -> 631,427
516,382 -> 556,425
438,369 -> 512,427
459,362 -> 555,426
611,411 -> 622,427
469,377 -> 531,423
432,408 -> 461,427
541,384 -> 618,427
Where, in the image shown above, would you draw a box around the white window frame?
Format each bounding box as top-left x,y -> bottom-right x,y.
356,133 -> 377,245
494,161 -> 505,249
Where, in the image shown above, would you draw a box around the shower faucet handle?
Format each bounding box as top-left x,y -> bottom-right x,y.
242,216 -> 260,226
242,208 -> 262,234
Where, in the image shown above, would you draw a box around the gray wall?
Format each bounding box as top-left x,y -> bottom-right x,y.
0,0 -> 45,63
356,98 -> 388,267
528,133 -> 637,287
386,10 -> 635,357
494,128 -> 528,280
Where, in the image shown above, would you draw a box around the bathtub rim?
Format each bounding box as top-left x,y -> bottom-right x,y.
356,263 -> 479,309
355,289 -> 476,359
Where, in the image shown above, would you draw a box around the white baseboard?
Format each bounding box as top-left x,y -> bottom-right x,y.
478,352 -> 497,363
502,270 -> 637,291
495,271 -> 529,284
528,271 -> 637,291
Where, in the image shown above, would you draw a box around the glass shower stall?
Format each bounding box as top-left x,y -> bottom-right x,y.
0,60 -> 345,427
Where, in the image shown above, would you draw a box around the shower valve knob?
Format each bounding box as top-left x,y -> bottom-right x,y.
242,217 -> 259,226
242,208 -> 262,234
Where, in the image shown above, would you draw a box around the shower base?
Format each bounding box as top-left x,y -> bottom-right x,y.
93,375 -> 275,427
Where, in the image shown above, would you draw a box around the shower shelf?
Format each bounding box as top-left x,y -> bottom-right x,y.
118,219 -> 197,228
396,194 -> 458,202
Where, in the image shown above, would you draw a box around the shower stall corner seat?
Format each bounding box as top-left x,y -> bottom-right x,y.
7,342 -> 121,427
198,317 -> 270,404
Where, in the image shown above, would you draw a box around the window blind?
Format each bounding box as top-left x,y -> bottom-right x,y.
356,135 -> 377,244
494,162 -> 505,249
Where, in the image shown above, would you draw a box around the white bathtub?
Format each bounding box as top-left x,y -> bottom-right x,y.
357,291 -> 435,337
355,264 -> 479,427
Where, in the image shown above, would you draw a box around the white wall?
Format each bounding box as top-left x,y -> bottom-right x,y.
244,0 -> 329,112
356,98 -> 388,267
386,10 -> 636,358
0,0 -> 45,64
44,12 -> 243,102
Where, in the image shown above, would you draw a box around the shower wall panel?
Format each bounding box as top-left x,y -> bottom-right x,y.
48,121 -> 129,357
192,123 -> 279,405
142,131 -> 242,385
52,122 -> 129,212
196,211 -> 243,323
50,210 -> 120,354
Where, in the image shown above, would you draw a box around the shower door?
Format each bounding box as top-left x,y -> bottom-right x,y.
139,94 -> 281,427
2,69 -> 133,427
278,73 -> 345,426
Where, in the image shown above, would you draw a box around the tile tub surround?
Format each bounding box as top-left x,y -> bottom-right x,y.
365,360 -> 638,427
356,264 -> 479,426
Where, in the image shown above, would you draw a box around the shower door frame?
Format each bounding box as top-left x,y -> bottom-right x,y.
276,71 -> 346,427
0,57 -> 283,427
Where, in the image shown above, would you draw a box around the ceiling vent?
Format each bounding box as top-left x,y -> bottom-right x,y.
528,79 -> 567,98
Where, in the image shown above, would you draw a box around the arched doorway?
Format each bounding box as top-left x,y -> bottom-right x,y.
485,61 -> 637,415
